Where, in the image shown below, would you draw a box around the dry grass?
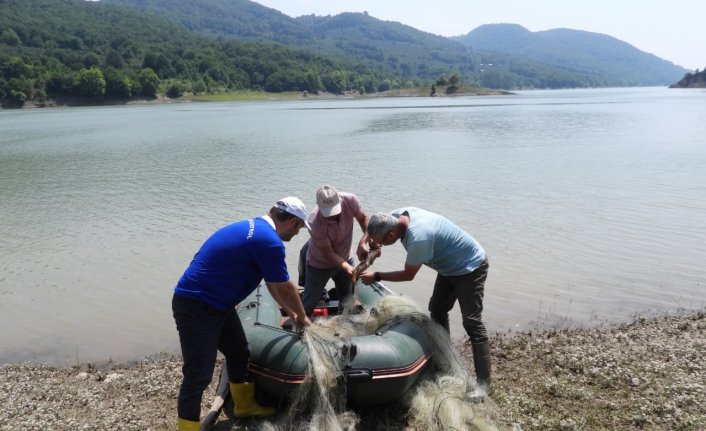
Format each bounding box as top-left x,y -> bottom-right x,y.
483,310 -> 706,431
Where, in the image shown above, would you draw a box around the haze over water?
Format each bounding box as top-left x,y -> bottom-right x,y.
1,87 -> 705,365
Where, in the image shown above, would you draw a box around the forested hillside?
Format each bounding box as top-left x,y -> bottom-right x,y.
104,0 -> 316,45
104,0 -> 479,80
454,24 -> 687,86
102,0 -> 611,89
0,0 -> 394,107
1,0 -> 693,108
670,69 -> 706,88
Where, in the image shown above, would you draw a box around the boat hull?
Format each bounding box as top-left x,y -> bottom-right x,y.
238,282 -> 432,406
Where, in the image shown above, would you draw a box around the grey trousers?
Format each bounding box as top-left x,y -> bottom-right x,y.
301,259 -> 354,315
428,259 -> 489,343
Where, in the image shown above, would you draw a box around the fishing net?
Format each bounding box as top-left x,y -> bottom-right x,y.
369,295 -> 501,431
261,290 -> 501,431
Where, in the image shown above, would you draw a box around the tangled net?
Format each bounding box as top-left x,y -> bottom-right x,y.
262,291 -> 501,431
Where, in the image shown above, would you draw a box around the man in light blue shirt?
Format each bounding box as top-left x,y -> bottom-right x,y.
359,207 -> 491,402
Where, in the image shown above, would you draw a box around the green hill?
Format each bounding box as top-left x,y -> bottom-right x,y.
453,24 -> 687,86
2,0 -> 694,108
103,0 -> 479,80
102,0 -> 610,89
103,0 -> 316,44
0,0 -> 393,107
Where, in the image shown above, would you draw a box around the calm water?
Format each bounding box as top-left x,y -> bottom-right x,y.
1,87 -> 705,365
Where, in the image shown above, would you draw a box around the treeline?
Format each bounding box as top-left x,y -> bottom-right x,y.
670,68 -> 706,88
0,0 -> 400,107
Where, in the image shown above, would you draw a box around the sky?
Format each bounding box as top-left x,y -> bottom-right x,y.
251,0 -> 705,71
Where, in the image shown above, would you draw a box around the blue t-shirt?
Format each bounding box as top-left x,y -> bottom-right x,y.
391,207 -> 486,276
174,216 -> 290,311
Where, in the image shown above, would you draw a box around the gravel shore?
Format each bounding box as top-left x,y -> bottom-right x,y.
2,309 -> 704,431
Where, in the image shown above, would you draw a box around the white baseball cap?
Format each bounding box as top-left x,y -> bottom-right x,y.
274,197 -> 310,228
316,185 -> 342,217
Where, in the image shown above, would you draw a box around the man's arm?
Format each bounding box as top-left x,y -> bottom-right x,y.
314,240 -> 356,276
266,280 -> 311,326
359,263 -> 422,284
355,212 -> 369,261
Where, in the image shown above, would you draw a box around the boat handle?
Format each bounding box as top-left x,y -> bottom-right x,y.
342,368 -> 373,382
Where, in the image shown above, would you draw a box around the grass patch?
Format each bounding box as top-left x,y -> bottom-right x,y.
186,90 -> 305,102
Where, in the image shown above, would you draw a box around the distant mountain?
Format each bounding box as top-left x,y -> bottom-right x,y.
294,12 -> 482,80
102,0 -> 616,89
453,24 -> 687,86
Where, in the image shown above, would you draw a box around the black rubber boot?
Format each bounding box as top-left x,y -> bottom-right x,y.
466,341 -> 492,403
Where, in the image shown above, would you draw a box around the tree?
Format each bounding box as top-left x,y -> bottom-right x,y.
4,77 -> 32,107
5,89 -> 27,107
322,70 -> 346,93
0,77 -> 7,100
1,29 -> 22,47
77,67 -> 106,98
448,73 -> 460,87
136,68 -> 159,98
436,75 -> 449,86
1,56 -> 31,80
143,52 -> 174,79
103,68 -> 131,98
191,78 -> 207,94
83,52 -> 101,68
445,73 -> 461,94
304,69 -> 323,93
264,71 -> 287,92
45,71 -> 77,96
165,81 -> 186,98
105,49 -> 124,69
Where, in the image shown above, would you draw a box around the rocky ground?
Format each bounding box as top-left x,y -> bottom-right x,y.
1,309 -> 704,431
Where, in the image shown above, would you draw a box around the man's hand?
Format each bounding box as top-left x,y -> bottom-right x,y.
295,313 -> 312,327
359,271 -> 376,285
342,261 -> 356,277
366,237 -> 382,251
356,244 -> 368,262
266,280 -> 310,327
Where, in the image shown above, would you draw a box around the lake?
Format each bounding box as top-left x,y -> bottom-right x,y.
1,87 -> 705,365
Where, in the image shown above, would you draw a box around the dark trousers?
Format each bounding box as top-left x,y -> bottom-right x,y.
301,260 -> 354,315
172,294 -> 250,421
428,259 -> 489,343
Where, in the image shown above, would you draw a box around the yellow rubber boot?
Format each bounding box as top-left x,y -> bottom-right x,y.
177,418 -> 200,431
230,382 -> 276,418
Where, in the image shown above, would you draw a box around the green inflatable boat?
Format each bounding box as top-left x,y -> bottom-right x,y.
239,281 -> 433,406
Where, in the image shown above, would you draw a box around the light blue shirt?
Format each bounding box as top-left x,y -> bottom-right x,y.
391,207 -> 486,276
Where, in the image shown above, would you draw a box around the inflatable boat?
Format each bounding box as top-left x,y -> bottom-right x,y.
239,281 -> 433,406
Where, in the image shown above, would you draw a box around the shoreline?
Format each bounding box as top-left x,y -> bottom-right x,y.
12,86 -> 514,110
2,308 -> 703,430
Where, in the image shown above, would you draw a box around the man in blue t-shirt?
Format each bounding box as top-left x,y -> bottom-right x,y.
172,197 -> 312,431
359,207 -> 491,403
